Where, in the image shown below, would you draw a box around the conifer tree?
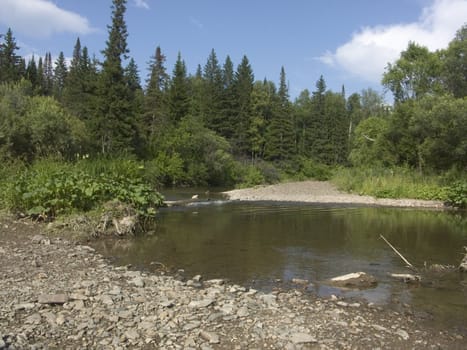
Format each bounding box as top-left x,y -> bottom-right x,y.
53,52 -> 68,99
264,67 -> 295,161
218,55 -> 236,139
26,56 -> 38,89
167,52 -> 190,124
43,52 -> 54,96
96,0 -> 137,154
144,46 -> 169,142
0,28 -> 21,83
232,55 -> 254,155
202,49 -> 223,132
309,75 -> 327,162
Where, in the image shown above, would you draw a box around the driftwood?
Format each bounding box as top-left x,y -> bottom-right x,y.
380,235 -> 417,271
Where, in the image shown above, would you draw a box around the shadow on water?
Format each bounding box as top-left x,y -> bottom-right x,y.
93,195 -> 467,332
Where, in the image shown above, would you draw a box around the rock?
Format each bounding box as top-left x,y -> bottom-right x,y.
183,321 -> 201,331
38,293 -> 68,304
192,274 -> 202,282
205,279 -> 224,286
259,294 -> 277,307
108,286 -> 122,295
327,272 -> 377,289
31,234 -> 46,244
292,278 -> 309,285
188,298 -> 214,308
390,273 -> 421,283
14,303 -> 36,310
124,329 -> 139,340
290,332 -> 317,344
130,277 -> 145,287
200,330 -> 220,344
237,306 -> 249,318
396,329 -> 409,340
459,247 -> 467,272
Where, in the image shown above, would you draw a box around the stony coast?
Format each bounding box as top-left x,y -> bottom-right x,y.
223,181 -> 446,209
1,215 -> 465,349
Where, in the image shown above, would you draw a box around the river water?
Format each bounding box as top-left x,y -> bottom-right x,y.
94,189 -> 467,331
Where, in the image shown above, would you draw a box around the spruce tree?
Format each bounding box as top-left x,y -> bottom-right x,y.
26,56 -> 38,90
53,52 -> 68,99
144,46 -> 169,142
218,55 -> 236,139
167,52 -> 190,124
232,55 -> 254,155
264,67 -> 295,161
96,0 -> 137,154
309,75 -> 327,162
43,52 -> 53,96
202,49 -> 223,132
0,28 -> 21,83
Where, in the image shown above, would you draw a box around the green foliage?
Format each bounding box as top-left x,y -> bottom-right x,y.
3,159 -> 163,218
444,181 -> 467,208
332,167 -> 449,201
0,81 -> 89,161
295,157 -> 333,181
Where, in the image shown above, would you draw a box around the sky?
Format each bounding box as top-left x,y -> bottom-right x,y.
0,0 -> 466,100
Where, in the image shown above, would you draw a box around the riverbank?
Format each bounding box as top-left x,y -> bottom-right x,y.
1,215 -> 465,349
223,180 -> 446,208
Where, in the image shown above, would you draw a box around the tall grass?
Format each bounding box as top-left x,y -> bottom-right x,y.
332,166 -> 454,201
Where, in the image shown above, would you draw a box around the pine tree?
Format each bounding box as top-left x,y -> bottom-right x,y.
167,52 -> 190,124
144,46 -> 169,142
232,55 -> 254,155
53,52 -> 68,99
309,75 -> 327,162
202,49 -> 223,132
218,55 -> 236,139
0,28 -> 21,83
264,67 -> 295,161
96,0 -> 137,154
43,52 -> 53,95
26,56 -> 38,89
36,56 -> 45,94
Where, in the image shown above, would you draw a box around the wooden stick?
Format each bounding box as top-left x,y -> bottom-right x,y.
380,235 -> 415,269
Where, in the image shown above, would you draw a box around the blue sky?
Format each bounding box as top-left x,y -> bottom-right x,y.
0,0 -> 466,99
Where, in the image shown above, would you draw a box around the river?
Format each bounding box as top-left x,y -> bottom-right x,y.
93,189 -> 467,331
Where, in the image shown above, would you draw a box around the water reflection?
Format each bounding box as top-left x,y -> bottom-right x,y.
93,202 -> 467,330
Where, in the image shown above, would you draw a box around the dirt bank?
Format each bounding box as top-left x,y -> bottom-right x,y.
1,215 -> 465,349
223,181 -> 446,209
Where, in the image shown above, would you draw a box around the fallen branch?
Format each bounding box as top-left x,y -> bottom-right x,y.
380,235 -> 417,271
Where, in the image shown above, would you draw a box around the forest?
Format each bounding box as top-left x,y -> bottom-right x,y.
0,0 -> 466,218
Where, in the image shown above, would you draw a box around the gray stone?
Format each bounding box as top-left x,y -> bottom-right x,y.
188,298 -> 214,308
183,321 -> 201,331
130,277 -> 145,287
38,293 -> 68,304
124,329 -> 139,340
290,333 -> 317,344
327,272 -> 377,289
237,306 -> 249,318
396,329 -> 409,340
14,303 -> 36,310
200,330 -> 220,344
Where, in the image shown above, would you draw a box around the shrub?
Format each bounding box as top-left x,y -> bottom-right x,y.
3,159 -> 163,219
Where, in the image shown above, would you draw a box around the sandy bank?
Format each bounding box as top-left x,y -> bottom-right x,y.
223,180 -> 446,209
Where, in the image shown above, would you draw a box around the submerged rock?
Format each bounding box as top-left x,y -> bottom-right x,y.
326,272 -> 377,289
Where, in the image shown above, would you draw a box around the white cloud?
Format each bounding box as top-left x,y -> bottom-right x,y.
134,0 -> 150,10
0,0 -> 94,37
320,0 -> 467,83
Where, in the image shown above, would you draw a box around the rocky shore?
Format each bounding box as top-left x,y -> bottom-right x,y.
223,181 -> 446,209
1,216 -> 465,349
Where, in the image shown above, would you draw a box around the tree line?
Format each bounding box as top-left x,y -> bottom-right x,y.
0,0 -> 465,187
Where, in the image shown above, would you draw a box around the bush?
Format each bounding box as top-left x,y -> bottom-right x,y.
444,181 -> 467,208
3,159 -> 164,219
